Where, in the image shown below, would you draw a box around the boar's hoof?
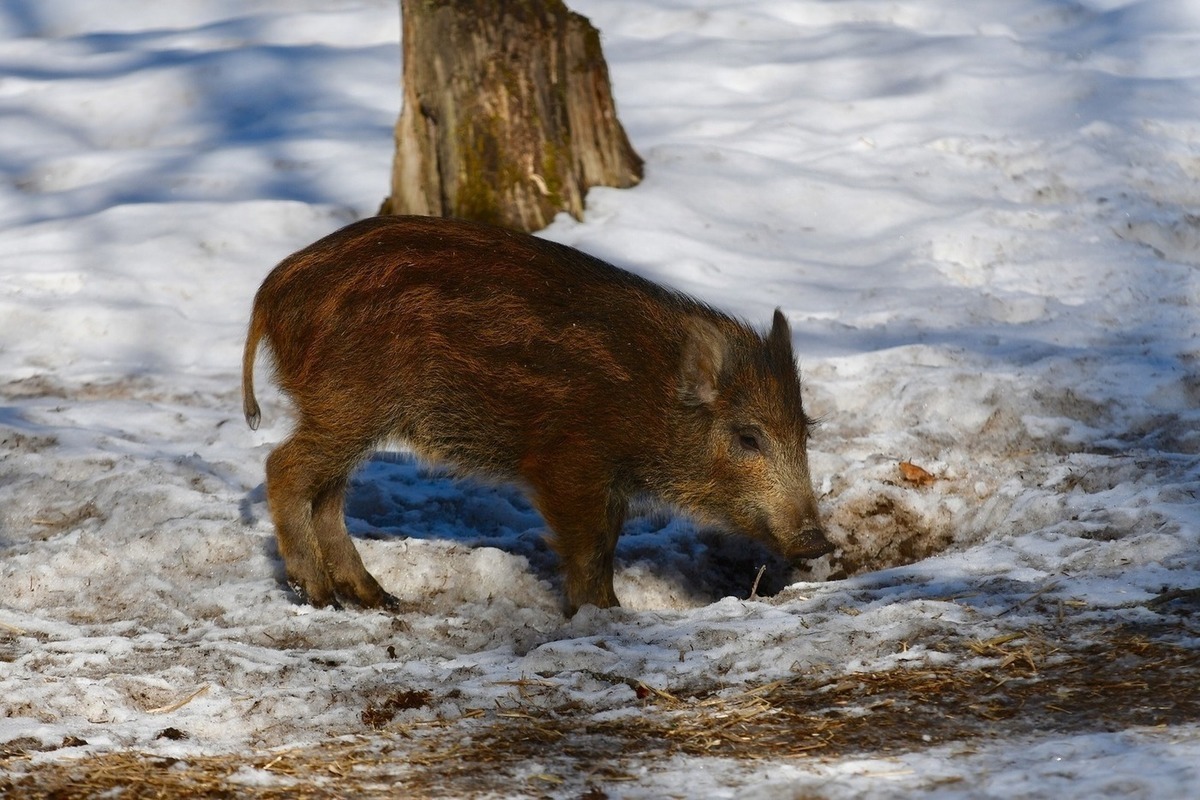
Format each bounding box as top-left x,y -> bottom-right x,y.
287,580 -> 342,610
285,578 -> 401,612
788,529 -> 836,561
331,588 -> 403,612
376,591 -> 403,612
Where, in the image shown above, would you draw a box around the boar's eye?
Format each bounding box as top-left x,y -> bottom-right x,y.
735,429 -> 764,455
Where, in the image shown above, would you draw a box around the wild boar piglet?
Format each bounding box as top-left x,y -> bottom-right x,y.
242,215 -> 832,615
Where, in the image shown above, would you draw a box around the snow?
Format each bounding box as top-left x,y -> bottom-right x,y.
2,0 -> 1199,797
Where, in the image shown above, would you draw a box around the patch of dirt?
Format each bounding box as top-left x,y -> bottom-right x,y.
0,429 -> 60,454
361,689 -> 433,730
0,374 -> 238,409
822,488 -> 956,579
4,624 -> 1197,799
26,501 -> 106,537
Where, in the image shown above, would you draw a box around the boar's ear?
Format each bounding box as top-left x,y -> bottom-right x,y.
768,308 -> 795,362
680,316 -> 727,407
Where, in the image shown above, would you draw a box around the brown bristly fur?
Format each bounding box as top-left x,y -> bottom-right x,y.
242,215 -> 830,614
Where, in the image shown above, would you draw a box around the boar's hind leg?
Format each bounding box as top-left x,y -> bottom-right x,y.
312,478 -> 399,610
266,425 -> 394,609
536,486 -> 624,616
265,432 -> 336,607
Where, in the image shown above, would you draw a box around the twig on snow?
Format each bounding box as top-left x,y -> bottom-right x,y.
748,564 -> 768,601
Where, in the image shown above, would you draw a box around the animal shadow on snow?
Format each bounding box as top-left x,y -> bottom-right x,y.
333,452 -> 794,609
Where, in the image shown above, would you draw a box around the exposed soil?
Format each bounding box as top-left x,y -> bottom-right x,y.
5,622 -> 1197,799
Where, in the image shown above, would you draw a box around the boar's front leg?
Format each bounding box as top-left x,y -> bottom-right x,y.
266,424 -> 396,609
531,471 -> 625,616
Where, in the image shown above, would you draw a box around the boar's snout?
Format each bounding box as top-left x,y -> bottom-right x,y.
784,527 -> 835,561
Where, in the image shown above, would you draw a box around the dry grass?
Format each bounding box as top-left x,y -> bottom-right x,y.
4,623 -> 1198,799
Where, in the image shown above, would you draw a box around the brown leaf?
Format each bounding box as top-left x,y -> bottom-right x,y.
899,461 -> 936,487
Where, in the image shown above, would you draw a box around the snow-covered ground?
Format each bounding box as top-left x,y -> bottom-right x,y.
2,0 -> 1199,797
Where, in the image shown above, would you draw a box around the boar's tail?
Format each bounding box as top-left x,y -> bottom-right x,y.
241,305 -> 265,431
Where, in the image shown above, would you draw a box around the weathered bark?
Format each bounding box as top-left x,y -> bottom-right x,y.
382,0 -> 643,232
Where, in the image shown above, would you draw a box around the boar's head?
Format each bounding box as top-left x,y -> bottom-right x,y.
674,308 -> 833,563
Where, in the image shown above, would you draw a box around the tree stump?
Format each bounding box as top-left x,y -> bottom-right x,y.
382,0 -> 644,232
